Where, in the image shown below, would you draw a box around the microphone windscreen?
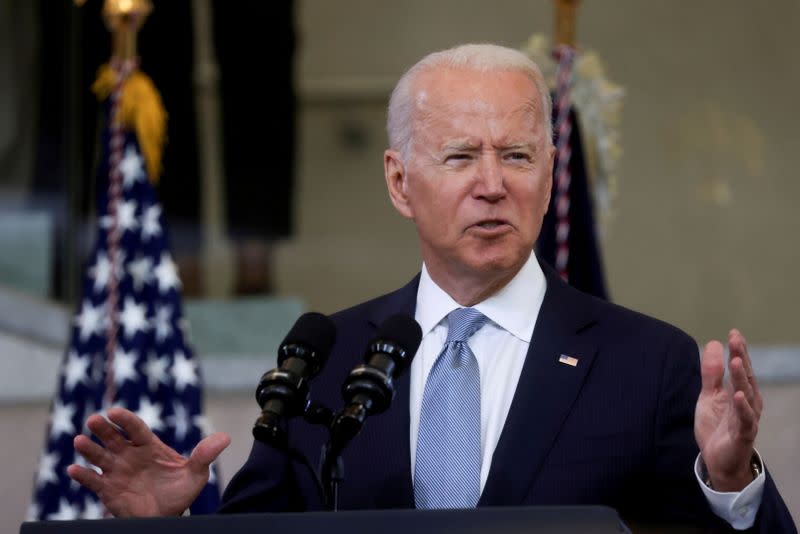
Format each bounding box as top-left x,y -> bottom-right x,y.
281,312 -> 337,355
375,314 -> 423,354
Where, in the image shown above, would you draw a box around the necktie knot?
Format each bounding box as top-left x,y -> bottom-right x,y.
445,308 -> 489,344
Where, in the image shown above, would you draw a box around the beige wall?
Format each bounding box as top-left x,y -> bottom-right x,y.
276,0 -> 800,346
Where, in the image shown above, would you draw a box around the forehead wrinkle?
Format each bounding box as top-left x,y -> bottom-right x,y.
408,72 -> 546,153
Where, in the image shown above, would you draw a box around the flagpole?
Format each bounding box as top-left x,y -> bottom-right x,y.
554,0 -> 579,48
98,0 -> 151,406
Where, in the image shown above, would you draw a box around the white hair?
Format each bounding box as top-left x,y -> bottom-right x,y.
387,43 -> 553,160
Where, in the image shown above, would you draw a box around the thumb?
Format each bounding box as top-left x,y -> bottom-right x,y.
700,340 -> 725,393
188,432 -> 231,473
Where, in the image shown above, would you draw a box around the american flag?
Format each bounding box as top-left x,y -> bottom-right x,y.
28,97 -> 220,520
558,354 -> 580,367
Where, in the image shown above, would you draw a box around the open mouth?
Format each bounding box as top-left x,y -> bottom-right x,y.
471,219 -> 511,232
475,219 -> 508,229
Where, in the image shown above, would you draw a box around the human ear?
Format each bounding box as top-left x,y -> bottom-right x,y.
384,149 -> 414,219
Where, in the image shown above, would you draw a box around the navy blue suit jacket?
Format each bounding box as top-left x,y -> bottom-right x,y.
219,264 -> 795,532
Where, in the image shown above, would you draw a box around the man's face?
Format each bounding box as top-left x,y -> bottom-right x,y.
385,68 -> 554,292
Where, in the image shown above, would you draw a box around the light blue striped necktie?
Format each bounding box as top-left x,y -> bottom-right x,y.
414,307 -> 488,509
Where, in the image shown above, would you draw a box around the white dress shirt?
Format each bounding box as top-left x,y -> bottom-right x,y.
410,250 -> 546,491
408,251 -> 763,529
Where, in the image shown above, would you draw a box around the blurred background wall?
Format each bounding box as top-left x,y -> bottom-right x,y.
1,0 -> 798,531
282,0 -> 800,345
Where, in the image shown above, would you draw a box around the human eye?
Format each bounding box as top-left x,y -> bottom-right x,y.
443,152 -> 473,165
504,150 -> 532,163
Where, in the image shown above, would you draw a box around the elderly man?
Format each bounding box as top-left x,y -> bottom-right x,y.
68,44 -> 795,531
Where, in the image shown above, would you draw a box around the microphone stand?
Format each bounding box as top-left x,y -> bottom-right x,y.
319,442 -> 345,511
301,402 -> 344,510
254,387 -> 368,511
309,402 -> 368,510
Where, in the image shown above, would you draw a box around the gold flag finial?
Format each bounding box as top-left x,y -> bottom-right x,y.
79,0 -> 166,183
102,0 -> 153,60
554,0 -> 580,47
74,0 -> 153,60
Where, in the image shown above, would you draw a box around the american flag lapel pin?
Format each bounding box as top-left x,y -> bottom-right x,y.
558,354 -> 579,367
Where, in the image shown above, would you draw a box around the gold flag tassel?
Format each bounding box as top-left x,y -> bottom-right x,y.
80,0 -> 165,183
92,65 -> 167,183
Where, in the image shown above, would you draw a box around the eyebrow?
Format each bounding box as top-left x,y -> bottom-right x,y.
501,142 -> 538,153
440,139 -> 540,153
441,139 -> 480,152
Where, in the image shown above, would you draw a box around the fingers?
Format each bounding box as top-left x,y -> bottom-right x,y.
729,329 -> 754,380
86,412 -> 131,453
74,434 -> 113,472
700,340 -> 725,393
728,329 -> 763,416
188,432 -> 231,474
733,390 -> 758,442
729,355 -> 756,410
66,464 -> 104,494
106,407 -> 156,446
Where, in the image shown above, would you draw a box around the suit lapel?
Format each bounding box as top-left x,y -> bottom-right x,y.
480,265 -> 599,506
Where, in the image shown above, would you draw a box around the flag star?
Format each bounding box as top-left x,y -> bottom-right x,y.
88,252 -> 112,294
62,350 -> 90,392
119,297 -> 149,340
120,145 -> 146,189
141,204 -> 163,241
36,451 -> 60,488
154,253 -> 182,293
117,200 -> 139,233
167,402 -> 191,442
144,352 -> 171,392
88,251 -> 125,295
172,351 -> 198,392
82,497 -> 105,519
102,201 -> 140,233
153,304 -> 173,342
113,347 -> 139,386
128,255 -> 154,292
73,300 -> 107,342
136,397 -> 164,432
47,498 -> 79,520
50,399 -> 77,439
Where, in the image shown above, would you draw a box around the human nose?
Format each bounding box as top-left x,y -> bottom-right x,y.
474,152 -> 506,201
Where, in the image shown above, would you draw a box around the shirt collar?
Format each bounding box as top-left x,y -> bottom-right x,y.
415,252 -> 547,342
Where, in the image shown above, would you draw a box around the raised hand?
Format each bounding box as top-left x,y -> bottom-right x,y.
67,407 -> 231,517
695,329 -> 763,492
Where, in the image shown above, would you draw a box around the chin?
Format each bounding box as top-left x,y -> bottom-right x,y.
464,249 -> 527,277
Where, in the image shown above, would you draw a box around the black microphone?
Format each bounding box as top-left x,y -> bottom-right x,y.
253,312 -> 336,446
332,314 -> 422,447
